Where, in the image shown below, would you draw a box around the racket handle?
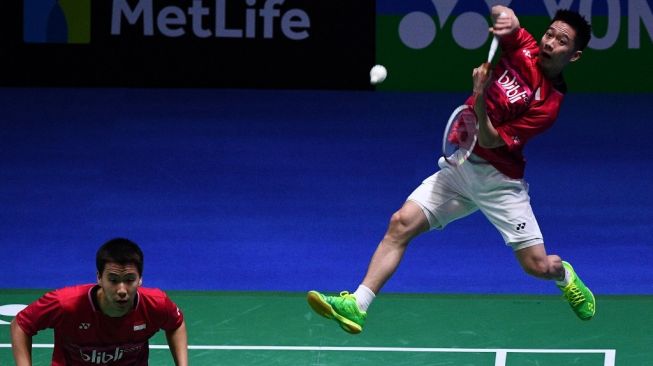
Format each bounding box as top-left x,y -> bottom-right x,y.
487,36 -> 499,63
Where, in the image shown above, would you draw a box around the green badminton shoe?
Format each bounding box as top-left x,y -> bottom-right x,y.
558,261 -> 596,320
307,290 -> 367,334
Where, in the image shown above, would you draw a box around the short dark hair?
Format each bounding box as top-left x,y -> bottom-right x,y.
551,9 -> 592,51
96,238 -> 144,276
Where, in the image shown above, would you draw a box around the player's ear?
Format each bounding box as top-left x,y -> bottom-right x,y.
96,271 -> 101,284
570,50 -> 582,62
138,278 -> 143,286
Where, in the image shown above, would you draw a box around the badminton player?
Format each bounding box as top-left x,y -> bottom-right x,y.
11,238 -> 188,365
307,5 -> 595,334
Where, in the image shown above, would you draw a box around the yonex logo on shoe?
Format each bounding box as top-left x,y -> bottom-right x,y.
516,223 -> 526,230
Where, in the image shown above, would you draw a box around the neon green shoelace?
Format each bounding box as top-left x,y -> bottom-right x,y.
564,285 -> 586,307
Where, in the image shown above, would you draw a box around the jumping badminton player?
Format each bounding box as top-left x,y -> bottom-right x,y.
307,5 -> 595,334
11,238 -> 188,365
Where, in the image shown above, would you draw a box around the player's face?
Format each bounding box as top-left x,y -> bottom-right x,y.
538,21 -> 582,76
97,262 -> 142,317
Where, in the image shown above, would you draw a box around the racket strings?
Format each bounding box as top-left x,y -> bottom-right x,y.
441,105 -> 478,166
447,110 -> 477,149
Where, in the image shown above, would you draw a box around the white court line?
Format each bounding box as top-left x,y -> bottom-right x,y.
0,344 -> 616,366
495,350 -> 507,366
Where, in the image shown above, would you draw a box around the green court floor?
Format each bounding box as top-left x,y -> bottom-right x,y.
1,291 -> 651,365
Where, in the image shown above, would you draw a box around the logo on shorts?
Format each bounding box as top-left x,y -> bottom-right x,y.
516,222 -> 526,231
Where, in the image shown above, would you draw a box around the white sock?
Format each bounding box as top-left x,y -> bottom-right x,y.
555,267 -> 572,287
353,285 -> 375,312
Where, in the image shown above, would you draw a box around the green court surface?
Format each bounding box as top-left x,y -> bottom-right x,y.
1,291 -> 651,365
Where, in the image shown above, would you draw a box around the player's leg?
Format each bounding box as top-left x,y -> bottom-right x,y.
514,245 -> 595,320
361,200 -> 429,294
513,243 -> 564,280
307,168 -> 477,333
473,164 -> 595,320
307,201 -> 429,334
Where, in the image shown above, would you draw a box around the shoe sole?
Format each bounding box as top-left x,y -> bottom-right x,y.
307,291 -> 362,334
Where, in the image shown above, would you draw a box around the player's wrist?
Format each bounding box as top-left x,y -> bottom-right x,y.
472,90 -> 485,101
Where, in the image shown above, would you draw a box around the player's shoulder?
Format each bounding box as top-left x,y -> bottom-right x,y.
137,287 -> 172,304
515,27 -> 535,41
53,283 -> 95,300
50,284 -> 95,310
503,27 -> 537,49
136,287 -> 178,316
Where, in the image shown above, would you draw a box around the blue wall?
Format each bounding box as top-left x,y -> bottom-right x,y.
1,88 -> 651,295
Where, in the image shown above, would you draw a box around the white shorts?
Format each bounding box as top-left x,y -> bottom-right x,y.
407,154 -> 543,251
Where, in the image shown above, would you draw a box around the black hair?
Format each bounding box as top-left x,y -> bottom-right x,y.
551,9 -> 592,51
96,238 -> 144,276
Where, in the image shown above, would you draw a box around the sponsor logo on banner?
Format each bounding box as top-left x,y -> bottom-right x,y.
111,0 -> 311,40
23,0 -> 91,43
395,0 -> 652,50
12,0 -> 375,88
23,0 -> 312,43
377,0 -> 653,91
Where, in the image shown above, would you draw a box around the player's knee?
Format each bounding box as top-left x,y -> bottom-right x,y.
387,211 -> 419,241
388,211 -> 407,234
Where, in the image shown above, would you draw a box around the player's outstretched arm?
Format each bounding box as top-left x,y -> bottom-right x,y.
166,320 -> 189,366
473,63 -> 505,149
10,319 -> 33,366
490,5 -> 520,37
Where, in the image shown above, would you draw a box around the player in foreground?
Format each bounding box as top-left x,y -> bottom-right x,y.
307,5 -> 595,333
11,238 -> 188,365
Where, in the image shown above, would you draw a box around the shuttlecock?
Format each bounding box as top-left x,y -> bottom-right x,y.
370,64 -> 387,85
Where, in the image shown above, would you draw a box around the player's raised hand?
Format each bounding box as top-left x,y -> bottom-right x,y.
472,62 -> 492,95
490,6 -> 519,37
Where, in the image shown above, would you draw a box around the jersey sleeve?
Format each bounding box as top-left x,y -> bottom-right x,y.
501,28 -> 536,55
494,99 -> 559,151
159,294 -> 184,331
15,290 -> 64,336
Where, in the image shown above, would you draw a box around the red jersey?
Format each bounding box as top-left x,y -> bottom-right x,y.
468,27 -> 567,179
15,284 -> 184,365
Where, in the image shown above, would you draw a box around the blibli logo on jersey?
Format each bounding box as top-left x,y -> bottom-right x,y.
79,347 -> 124,364
497,69 -> 529,104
